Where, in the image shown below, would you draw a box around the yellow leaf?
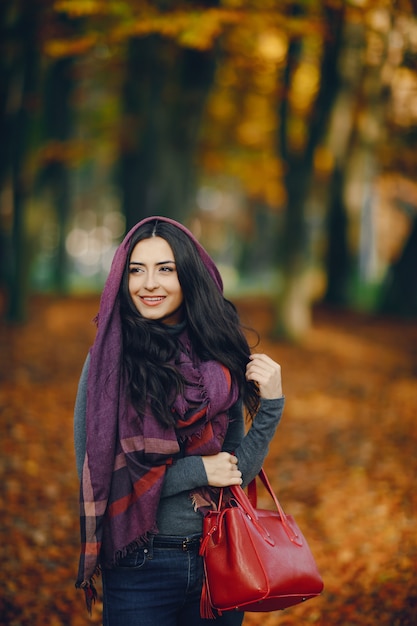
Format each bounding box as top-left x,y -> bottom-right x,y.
44,34 -> 99,58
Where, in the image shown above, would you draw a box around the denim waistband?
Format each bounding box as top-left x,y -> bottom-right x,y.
150,534 -> 201,552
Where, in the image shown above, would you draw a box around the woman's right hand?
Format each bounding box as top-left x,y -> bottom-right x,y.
202,452 -> 242,487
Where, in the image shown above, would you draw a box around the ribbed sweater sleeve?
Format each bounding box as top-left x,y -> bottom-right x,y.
74,354 -> 90,478
160,397 -> 284,497
227,397 -> 284,487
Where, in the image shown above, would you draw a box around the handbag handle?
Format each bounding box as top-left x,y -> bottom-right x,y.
232,468 -> 302,546
247,467 -> 277,508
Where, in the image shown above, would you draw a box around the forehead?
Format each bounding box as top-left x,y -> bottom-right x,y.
130,236 -> 175,262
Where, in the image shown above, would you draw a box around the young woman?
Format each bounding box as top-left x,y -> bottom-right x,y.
74,216 -> 285,626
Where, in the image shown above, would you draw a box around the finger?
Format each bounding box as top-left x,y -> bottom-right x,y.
246,364 -> 272,382
247,356 -> 272,373
246,357 -> 280,378
246,364 -> 271,379
249,353 -> 277,366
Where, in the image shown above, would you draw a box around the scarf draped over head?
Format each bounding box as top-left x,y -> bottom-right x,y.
75,216 -> 238,610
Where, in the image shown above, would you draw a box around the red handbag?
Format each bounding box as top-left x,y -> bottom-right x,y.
199,468 -> 324,618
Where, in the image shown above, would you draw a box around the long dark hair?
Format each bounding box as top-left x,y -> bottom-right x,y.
119,220 -> 259,426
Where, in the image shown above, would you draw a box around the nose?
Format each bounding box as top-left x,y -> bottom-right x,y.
144,271 -> 159,290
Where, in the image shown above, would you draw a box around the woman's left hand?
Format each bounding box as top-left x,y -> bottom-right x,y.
246,353 -> 283,399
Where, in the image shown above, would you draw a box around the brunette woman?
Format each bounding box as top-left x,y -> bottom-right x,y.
74,216 -> 284,626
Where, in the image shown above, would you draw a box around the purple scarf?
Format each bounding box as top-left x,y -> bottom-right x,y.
75,217 -> 238,610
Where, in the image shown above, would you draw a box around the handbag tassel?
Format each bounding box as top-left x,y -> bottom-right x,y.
200,575 -> 217,619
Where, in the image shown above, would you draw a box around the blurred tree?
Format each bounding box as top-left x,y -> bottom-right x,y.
49,0 -> 241,230
322,2 -> 417,318
119,30 -> 218,229
0,0 -> 41,321
39,52 -> 75,293
197,1 -> 417,334
196,1 -> 346,338
1,0 -> 229,317
323,165 -> 350,306
380,216 -> 417,315
0,2 -> 13,302
36,3 -> 92,294
275,2 -> 345,337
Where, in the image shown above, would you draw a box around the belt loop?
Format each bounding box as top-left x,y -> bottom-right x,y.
182,539 -> 188,552
147,534 -> 155,559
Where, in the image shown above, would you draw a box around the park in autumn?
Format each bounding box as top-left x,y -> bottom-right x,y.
1,2 -> 417,624
0,294 -> 416,626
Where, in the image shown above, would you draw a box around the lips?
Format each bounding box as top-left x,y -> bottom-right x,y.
140,296 -> 166,306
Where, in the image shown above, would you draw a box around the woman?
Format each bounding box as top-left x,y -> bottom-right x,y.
74,216 -> 285,626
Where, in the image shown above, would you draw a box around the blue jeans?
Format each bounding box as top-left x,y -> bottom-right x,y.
102,534 -> 244,626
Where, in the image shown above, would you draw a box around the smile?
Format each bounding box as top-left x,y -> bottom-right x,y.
140,296 -> 166,305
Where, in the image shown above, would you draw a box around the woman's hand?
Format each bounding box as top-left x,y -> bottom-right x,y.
246,353 -> 283,399
202,452 -> 242,487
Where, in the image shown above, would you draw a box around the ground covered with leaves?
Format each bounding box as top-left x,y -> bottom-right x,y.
0,296 -> 416,626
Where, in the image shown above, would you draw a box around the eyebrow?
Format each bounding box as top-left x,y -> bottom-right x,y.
129,260 -> 176,266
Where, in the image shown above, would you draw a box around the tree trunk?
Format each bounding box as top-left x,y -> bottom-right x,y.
6,2 -> 40,321
119,35 -> 217,231
379,215 -> 417,316
323,165 -> 350,305
272,4 -> 345,339
0,3 -> 14,309
42,56 -> 74,293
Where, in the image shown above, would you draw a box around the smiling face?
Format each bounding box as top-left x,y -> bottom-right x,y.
128,236 -> 184,325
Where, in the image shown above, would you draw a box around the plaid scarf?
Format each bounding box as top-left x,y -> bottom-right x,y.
75,216 -> 238,611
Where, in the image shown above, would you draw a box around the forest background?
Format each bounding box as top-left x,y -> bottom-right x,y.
0,1 -> 416,625
1,0 -> 417,329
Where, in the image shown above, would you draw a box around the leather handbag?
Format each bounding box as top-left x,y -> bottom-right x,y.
199,468 -> 324,618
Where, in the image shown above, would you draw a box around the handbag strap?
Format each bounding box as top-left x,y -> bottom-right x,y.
247,474 -> 257,507
236,468 -> 302,545
247,468 -> 280,510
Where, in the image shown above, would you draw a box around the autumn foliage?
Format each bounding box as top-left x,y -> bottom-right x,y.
0,296 -> 416,625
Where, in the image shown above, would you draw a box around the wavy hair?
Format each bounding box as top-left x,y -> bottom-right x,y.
119,220 -> 259,427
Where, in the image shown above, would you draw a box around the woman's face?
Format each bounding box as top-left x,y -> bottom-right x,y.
128,236 -> 184,325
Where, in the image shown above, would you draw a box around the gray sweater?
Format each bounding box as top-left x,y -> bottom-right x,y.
74,353 -> 284,536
